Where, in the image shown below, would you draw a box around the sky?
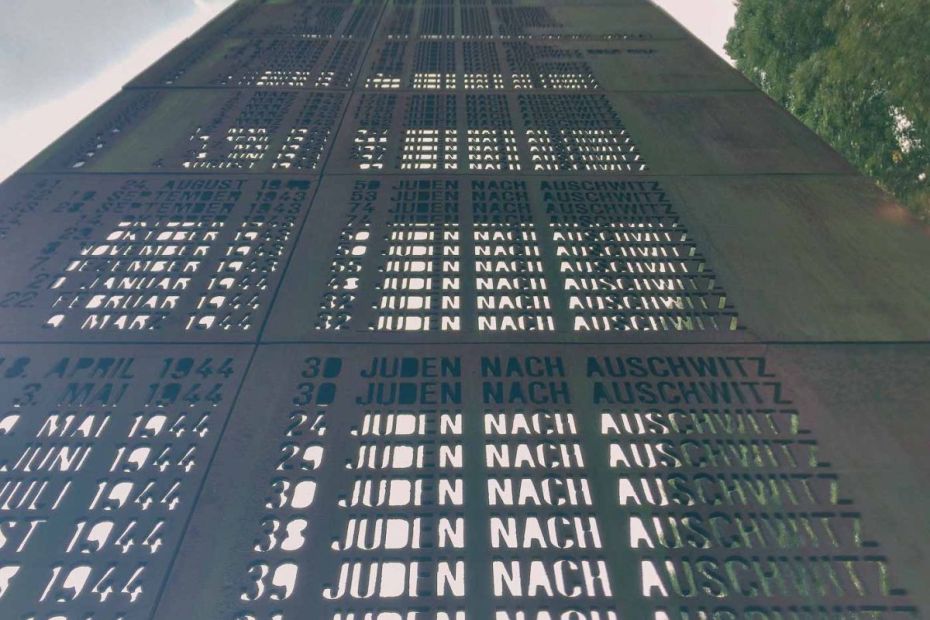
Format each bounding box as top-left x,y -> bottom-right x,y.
0,0 -> 235,180
652,0 -> 737,61
0,0 -> 737,182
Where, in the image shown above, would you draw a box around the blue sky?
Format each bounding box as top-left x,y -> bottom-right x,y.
0,0 -> 737,180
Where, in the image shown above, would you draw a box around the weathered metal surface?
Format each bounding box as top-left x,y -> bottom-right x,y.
24,91 -> 348,174
152,344 -> 925,618
0,343 -> 252,618
0,0 -> 927,618
668,176 -> 930,342
264,173 -> 743,342
0,174 -> 316,341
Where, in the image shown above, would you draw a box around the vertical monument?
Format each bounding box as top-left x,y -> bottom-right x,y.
0,0 -> 928,618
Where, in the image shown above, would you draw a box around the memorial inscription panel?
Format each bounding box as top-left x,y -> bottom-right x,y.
152,345 -> 919,619
0,175 -> 315,341
0,0 -> 926,617
0,344 -> 250,618
27,91 -> 347,174
266,174 -> 738,341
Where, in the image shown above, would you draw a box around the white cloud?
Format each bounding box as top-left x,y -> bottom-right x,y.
0,1 -> 233,181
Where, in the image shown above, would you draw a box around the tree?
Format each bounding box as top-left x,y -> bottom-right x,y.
725,0 -> 834,101
726,0 -> 930,218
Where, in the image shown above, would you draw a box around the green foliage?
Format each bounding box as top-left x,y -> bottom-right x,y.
726,0 -> 930,218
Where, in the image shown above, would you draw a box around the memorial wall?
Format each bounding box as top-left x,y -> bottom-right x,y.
0,1 -> 928,618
